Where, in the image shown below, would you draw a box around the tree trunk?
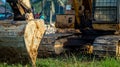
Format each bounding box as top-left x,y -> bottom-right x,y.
0,19 -> 45,66
50,9 -> 53,24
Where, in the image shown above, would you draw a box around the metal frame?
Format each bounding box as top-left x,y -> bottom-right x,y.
93,0 -> 117,22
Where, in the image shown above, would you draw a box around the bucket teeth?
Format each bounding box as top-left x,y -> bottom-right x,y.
0,20 -> 45,66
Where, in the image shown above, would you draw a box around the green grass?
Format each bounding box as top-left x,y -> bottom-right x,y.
0,55 -> 120,67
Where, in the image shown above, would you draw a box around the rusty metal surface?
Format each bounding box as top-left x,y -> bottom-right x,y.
92,23 -> 118,31
55,15 -> 75,28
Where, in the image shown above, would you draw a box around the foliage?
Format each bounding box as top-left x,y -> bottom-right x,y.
0,54 -> 120,67
31,0 -> 66,22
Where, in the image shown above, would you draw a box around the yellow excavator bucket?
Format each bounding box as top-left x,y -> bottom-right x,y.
0,19 -> 45,66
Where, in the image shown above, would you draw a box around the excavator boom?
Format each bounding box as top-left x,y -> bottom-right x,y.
54,0 -> 120,58
0,0 -> 45,66
72,0 -> 92,27
7,0 -> 34,20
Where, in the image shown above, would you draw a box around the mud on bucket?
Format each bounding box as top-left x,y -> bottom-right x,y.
0,19 -> 45,66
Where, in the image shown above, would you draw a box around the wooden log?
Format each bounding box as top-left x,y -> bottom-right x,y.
93,35 -> 120,57
0,19 -> 45,66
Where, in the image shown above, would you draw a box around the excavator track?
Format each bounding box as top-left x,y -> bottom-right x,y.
38,28 -> 77,57
38,33 -> 92,57
93,35 -> 120,58
38,35 -> 56,57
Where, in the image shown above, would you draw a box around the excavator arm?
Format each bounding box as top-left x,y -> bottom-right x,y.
55,0 -> 92,29
0,0 -> 46,66
72,0 -> 92,28
7,0 -> 34,20
72,0 -> 82,25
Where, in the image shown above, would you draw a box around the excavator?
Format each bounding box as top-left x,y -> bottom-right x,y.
0,0 -> 120,66
40,0 -> 120,58
0,0 -> 45,66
